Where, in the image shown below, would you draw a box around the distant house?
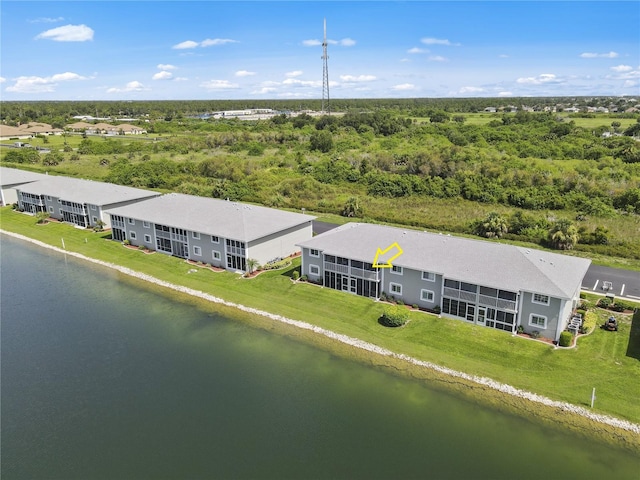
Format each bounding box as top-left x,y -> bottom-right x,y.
0,125 -> 32,141
15,176 -> 160,228
0,167 -> 49,206
105,193 -> 315,272
297,223 -> 590,342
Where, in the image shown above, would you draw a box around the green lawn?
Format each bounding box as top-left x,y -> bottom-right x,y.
1,207 -> 639,424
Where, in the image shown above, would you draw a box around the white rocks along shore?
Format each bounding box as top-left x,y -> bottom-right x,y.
2,229 -> 639,436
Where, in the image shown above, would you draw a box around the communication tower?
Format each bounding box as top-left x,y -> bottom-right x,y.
321,18 -> 330,113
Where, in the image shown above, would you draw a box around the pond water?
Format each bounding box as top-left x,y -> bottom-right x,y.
1,235 -> 638,479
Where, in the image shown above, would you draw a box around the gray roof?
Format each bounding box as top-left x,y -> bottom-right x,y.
0,167 -> 50,187
298,223 -> 591,299
105,193 -> 316,242
16,175 -> 159,206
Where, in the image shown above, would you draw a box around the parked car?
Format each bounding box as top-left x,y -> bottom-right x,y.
604,316 -> 618,331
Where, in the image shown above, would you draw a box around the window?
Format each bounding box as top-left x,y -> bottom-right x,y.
46,195 -> 52,201
90,204 -> 97,211
128,218 -> 135,225
309,264 -> 320,275
421,289 -> 435,302
390,283 -> 402,295
212,250 -> 221,260
532,293 -> 550,305
193,246 -> 202,256
92,216 -> 98,223
192,231 -> 200,240
144,234 -> 151,243
444,279 -> 459,289
529,314 -> 547,329
211,235 -> 220,244
143,221 -> 150,228
129,231 -> 137,240
391,265 -> 403,275
422,271 -> 435,282
310,248 -> 320,257
48,206 -> 54,213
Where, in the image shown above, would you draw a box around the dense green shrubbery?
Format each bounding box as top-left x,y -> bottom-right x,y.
379,305 -> 409,327
559,331 -> 574,347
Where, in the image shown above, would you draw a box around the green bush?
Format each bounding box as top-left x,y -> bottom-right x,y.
611,301 -> 631,312
559,331 -> 574,347
597,298 -> 612,309
576,309 -> 587,318
530,330 -> 540,339
380,305 -> 409,327
292,270 -> 300,281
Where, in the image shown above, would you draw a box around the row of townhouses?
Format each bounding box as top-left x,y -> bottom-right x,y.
2,167 -> 590,341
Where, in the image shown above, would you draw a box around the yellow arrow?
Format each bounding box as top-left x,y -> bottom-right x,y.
373,242 -> 403,268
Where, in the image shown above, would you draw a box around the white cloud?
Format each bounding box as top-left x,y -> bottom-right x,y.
285,70 -> 303,78
623,80 -> 638,88
579,51 -> 618,58
421,37 -> 460,46
0,77 -> 5,84
235,70 -> 256,77
36,24 -> 94,42
340,74 -> 376,82
106,81 -> 147,93
392,83 -> 416,91
459,86 -> 484,94
339,38 -> 356,47
174,77 -> 188,82
251,87 -> 277,94
152,71 -> 173,80
51,72 -> 85,81
498,91 -> 514,96
29,17 -> 64,24
611,64 -> 633,72
157,64 -> 177,70
499,54 -> 509,58
428,56 -> 448,62
6,72 -> 88,93
200,79 -> 239,90
408,47 -> 429,54
201,38 -> 238,47
282,78 -> 321,88
173,40 -> 199,50
173,39 -> 237,49
516,73 -> 564,85
302,39 -> 322,46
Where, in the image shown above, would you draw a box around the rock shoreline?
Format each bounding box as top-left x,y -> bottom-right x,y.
2,229 -> 639,436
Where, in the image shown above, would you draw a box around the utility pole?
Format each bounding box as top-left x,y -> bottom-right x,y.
321,18 -> 330,114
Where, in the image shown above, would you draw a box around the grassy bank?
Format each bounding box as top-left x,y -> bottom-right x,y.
2,208 -> 639,434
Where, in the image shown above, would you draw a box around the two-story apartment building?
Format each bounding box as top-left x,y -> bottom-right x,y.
298,223 -> 591,341
0,167 -> 49,206
105,193 -> 315,272
16,176 -> 159,228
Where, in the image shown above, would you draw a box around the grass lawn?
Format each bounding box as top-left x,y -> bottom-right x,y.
1,207 -> 639,424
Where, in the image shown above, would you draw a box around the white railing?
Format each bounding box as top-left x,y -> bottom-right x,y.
325,262 -> 349,274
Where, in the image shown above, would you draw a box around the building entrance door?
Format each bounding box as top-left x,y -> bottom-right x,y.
341,276 -> 349,292
350,278 -> 357,293
477,306 -> 486,326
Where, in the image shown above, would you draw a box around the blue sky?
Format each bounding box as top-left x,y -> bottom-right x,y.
1,1 -> 638,100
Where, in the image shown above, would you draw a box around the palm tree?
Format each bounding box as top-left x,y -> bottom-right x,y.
35,211 -> 50,225
246,258 -> 259,274
548,219 -> 579,250
475,212 -> 508,239
341,196 -> 362,218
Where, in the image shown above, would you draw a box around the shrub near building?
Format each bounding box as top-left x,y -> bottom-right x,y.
380,305 -> 409,327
